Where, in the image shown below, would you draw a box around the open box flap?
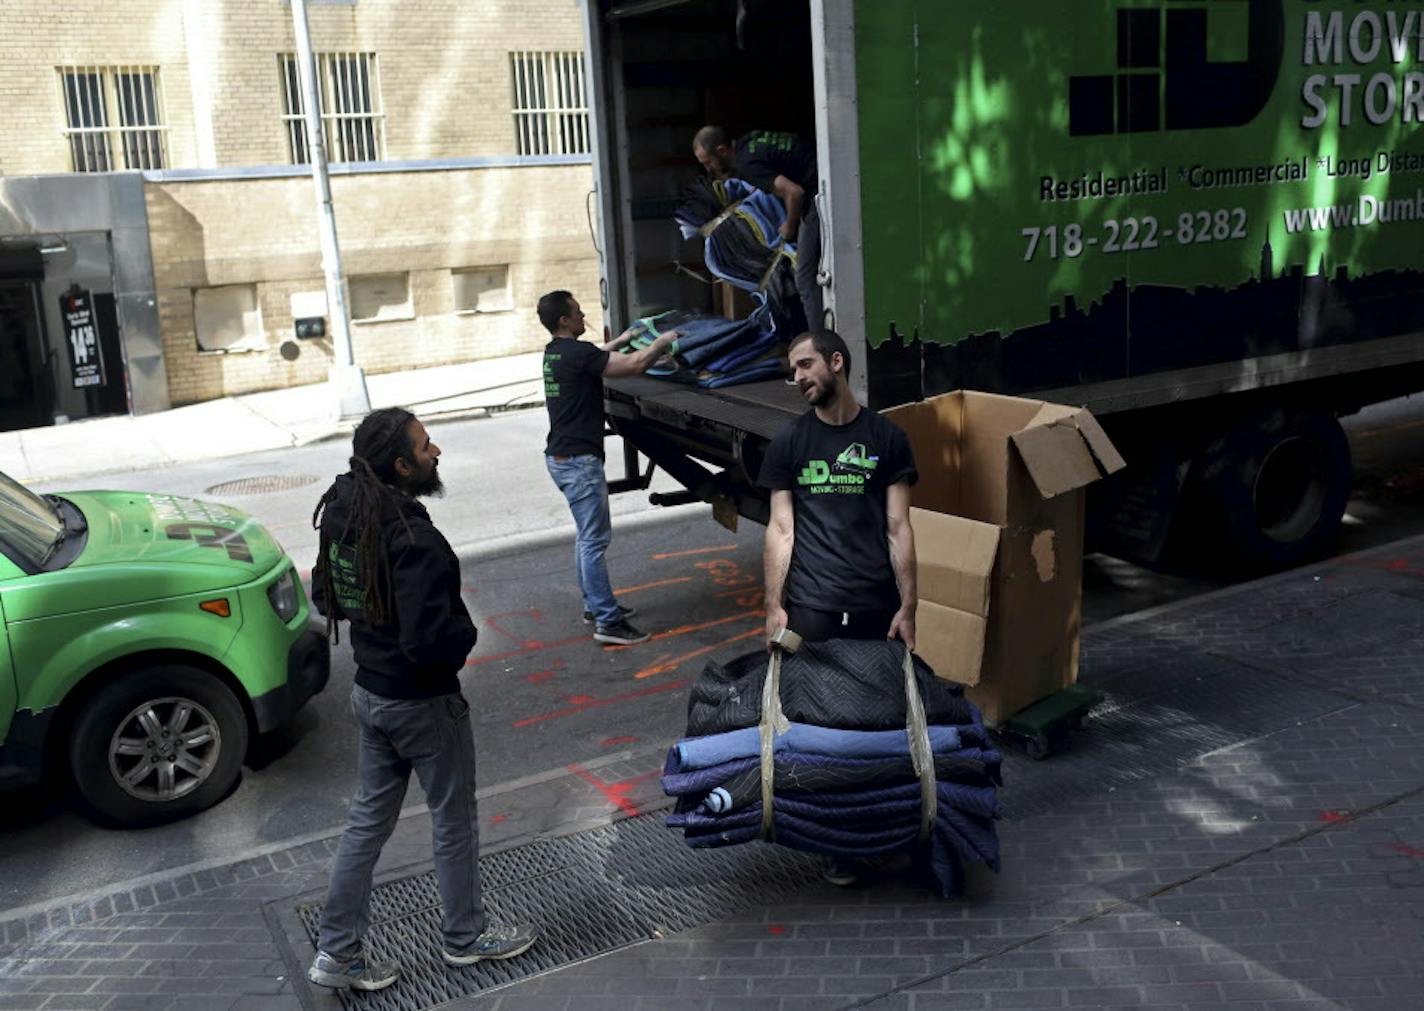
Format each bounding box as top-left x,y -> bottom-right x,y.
916,599 -> 988,686
911,507 -> 998,617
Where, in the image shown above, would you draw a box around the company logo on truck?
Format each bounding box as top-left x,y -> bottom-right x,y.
1070,1 -> 1424,136
1070,0 -> 1284,136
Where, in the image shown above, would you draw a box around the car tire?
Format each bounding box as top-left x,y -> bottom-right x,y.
69,665 -> 248,827
1195,409 -> 1352,573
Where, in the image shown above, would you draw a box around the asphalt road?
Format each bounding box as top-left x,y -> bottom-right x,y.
3,397 -> 1422,915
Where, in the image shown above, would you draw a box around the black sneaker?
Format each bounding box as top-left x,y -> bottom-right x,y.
594,620 -> 651,645
583,604 -> 636,625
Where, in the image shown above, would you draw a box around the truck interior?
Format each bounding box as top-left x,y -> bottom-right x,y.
600,0 -> 814,323
595,0 -> 817,525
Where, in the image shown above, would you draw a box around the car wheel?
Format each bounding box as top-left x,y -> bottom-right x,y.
69,665 -> 248,827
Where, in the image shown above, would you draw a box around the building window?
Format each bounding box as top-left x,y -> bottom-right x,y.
194,285 -> 264,352
510,51 -> 589,156
350,273 -> 412,323
453,266 -> 513,313
279,52 -> 385,164
59,66 -> 167,172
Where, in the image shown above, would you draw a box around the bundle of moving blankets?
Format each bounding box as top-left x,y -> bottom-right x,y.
614,176 -> 803,388
661,639 -> 1002,897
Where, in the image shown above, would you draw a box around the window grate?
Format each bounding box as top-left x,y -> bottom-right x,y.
510,51 -> 589,156
279,51 -> 385,164
58,65 -> 167,172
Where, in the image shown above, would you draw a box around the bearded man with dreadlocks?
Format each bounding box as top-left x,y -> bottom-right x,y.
305,408 -> 535,993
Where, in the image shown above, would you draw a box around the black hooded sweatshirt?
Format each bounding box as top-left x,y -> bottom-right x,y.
312,473 -> 477,699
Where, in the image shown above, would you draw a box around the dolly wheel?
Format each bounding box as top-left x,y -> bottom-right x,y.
1025,733 -> 1052,761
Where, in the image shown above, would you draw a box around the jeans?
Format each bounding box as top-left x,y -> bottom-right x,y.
795,204 -> 823,330
545,454 -> 621,626
317,684 -> 485,958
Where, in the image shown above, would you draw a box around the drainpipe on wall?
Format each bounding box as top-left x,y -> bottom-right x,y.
291,0 -> 370,421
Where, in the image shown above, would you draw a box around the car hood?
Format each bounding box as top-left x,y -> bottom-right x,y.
64,490 -> 284,577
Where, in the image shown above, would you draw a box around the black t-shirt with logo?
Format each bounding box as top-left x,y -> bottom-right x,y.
737,130 -> 818,198
543,337 -> 611,459
757,407 -> 917,613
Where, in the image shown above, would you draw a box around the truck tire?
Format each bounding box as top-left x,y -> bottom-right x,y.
1197,409 -> 1351,572
69,665 -> 248,827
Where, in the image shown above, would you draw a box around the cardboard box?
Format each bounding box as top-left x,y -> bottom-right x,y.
884,392 -> 1126,724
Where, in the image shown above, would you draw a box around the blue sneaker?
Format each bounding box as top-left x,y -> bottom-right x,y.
442,924 -> 538,966
306,949 -> 400,991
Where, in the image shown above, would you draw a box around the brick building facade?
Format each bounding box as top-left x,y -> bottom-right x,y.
0,0 -> 599,427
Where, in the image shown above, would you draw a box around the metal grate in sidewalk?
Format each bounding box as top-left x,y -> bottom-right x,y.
296,811 -> 820,1010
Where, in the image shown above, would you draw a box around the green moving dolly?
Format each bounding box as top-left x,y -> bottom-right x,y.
996,683 -> 1103,760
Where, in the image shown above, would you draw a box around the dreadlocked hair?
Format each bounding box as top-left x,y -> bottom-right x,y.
312,407 -> 418,641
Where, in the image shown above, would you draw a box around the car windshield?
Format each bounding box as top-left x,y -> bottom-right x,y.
0,470 -> 64,568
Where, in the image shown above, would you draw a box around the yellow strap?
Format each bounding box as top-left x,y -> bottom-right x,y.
903,644 -> 937,841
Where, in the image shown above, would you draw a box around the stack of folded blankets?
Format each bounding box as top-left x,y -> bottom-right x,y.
621,302 -> 786,388
611,174 -> 802,390
661,639 -> 1002,897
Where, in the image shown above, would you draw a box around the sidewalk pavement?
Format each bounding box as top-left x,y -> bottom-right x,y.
0,353 -> 545,484
2,535 -> 1424,1010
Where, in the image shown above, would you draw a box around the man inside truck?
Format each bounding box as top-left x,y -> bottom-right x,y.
693,125 -> 822,329
759,330 -> 918,651
538,290 -> 679,646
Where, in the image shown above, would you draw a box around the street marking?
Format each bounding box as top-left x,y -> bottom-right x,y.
613,576 -> 694,595
634,625 -> 765,679
566,764 -> 663,817
601,610 -> 765,651
466,632 -> 592,668
511,679 -> 689,728
650,544 -> 738,560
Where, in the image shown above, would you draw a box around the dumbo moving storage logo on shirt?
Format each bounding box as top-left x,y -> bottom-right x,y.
543,354 -> 560,398
797,443 -> 878,494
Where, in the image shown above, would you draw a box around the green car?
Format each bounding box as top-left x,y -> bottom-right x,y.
0,470 -> 328,826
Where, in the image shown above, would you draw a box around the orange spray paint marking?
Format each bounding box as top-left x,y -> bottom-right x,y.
490,814 -> 508,824
1390,843 -> 1424,858
600,736 -> 639,747
466,633 -> 593,668
482,610 -> 546,646
512,679 -> 689,728
651,544 -> 738,560
602,610 -> 764,652
635,626 -> 765,679
567,764 -> 662,817
1319,810 -> 1350,824
565,694 -> 596,705
613,577 -> 694,595
524,670 -> 556,684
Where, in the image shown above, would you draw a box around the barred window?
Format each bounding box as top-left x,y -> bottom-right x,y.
510,51 -> 589,156
59,66 -> 167,172
279,52 -> 385,164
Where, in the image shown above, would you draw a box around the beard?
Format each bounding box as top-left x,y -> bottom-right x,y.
406,462 -> 445,498
801,375 -> 835,407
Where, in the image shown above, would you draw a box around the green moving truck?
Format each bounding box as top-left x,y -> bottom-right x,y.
582,0 -> 1424,569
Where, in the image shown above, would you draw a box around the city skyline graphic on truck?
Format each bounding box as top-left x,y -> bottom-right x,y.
857,1 -> 1424,408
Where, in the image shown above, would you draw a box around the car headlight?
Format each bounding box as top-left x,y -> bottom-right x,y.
267,569 -> 299,622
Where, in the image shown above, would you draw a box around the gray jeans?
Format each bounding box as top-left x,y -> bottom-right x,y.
317,684 -> 485,958
795,203 -> 823,330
